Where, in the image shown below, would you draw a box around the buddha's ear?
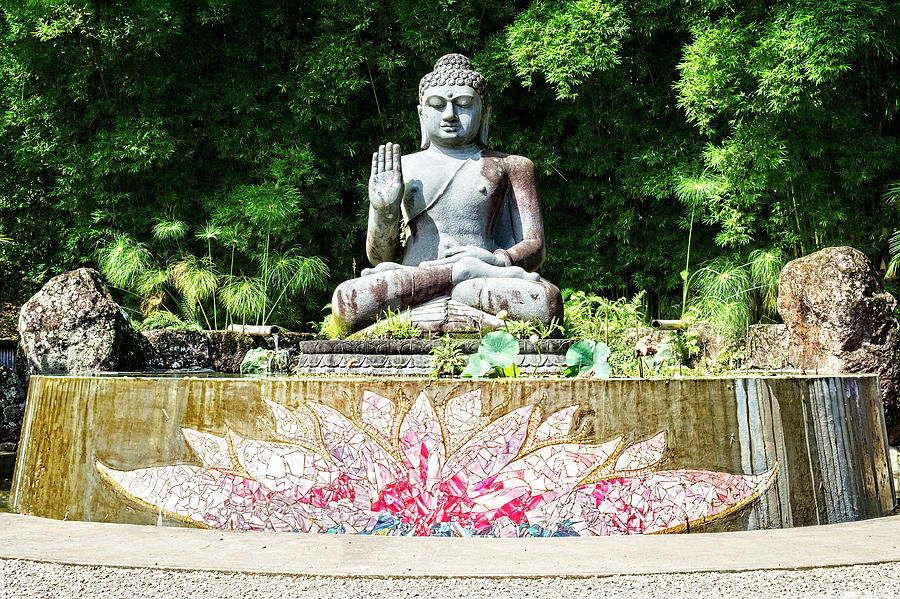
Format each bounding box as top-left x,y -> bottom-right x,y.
478,104 -> 491,148
418,105 -> 430,149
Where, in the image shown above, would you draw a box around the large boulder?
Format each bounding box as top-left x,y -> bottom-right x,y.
777,247 -> 900,440
142,329 -> 212,370
18,268 -> 146,376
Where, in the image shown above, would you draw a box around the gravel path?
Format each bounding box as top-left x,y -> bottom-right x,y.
3,558 -> 900,598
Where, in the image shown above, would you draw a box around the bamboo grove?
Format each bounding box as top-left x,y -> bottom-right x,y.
1,0 -> 898,330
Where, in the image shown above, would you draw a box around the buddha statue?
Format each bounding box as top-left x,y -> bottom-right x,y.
331,54 -> 562,333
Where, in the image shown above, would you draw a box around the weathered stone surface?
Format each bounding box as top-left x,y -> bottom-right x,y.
451,280 -> 564,329
778,247 -> 897,370
288,338 -> 575,376
291,338 -> 575,356
137,331 -> 315,371
260,331 -> 315,352
206,331 -> 266,373
694,323 -> 730,364
331,54 -> 563,334
744,324 -> 791,370
142,330 -> 212,370
354,296 -> 504,336
0,365 -> 25,445
18,268 -> 145,376
777,246 -> 900,441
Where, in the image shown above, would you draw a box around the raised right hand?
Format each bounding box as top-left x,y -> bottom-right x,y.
369,142 -> 403,215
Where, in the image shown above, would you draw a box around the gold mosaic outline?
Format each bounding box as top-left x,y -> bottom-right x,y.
648,464 -> 780,534
579,432 -> 667,485
97,388 -> 780,537
96,461 -> 213,530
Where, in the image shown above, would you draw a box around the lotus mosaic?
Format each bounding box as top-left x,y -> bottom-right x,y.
97,388 -> 776,536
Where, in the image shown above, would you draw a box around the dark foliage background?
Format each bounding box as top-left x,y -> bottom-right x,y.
1,0 -> 898,329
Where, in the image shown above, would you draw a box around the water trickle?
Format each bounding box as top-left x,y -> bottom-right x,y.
273,332 -> 279,355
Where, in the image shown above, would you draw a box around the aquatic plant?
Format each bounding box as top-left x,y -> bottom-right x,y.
686,250 -> 786,340
97,217 -> 327,331
564,339 -> 611,378
461,331 -> 521,378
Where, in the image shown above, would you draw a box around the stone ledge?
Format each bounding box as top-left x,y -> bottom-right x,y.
293,351 -> 568,376
293,338 -> 576,355
140,330 -> 577,374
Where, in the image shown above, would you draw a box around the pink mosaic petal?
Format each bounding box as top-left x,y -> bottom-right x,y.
398,392 -> 445,493
441,405 -> 535,488
442,389 -> 488,452
227,431 -> 355,502
564,467 -> 777,535
609,432 -> 666,476
265,400 -> 315,444
305,402 -> 402,496
97,462 -> 285,531
359,391 -> 396,447
97,462 -> 381,533
533,406 -> 578,444
181,428 -> 233,470
471,438 -> 621,526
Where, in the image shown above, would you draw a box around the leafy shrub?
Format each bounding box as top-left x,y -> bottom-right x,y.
428,337 -> 467,378
135,310 -> 200,332
313,312 -> 349,340
98,218 -> 327,331
356,308 -> 422,340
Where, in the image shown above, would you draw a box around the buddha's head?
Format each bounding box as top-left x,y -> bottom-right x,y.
418,54 -> 491,150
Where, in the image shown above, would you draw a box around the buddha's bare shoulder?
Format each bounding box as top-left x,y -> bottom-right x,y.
481,151 -> 535,172
479,151 -> 536,182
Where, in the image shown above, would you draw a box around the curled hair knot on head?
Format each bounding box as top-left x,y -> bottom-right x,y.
418,53 -> 488,105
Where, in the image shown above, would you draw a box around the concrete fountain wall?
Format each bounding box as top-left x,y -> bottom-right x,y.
10,374 -> 894,535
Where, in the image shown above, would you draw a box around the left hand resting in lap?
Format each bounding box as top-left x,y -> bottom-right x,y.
420,245 -> 507,268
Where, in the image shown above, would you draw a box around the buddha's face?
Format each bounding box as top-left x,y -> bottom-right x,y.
418,84 -> 483,148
